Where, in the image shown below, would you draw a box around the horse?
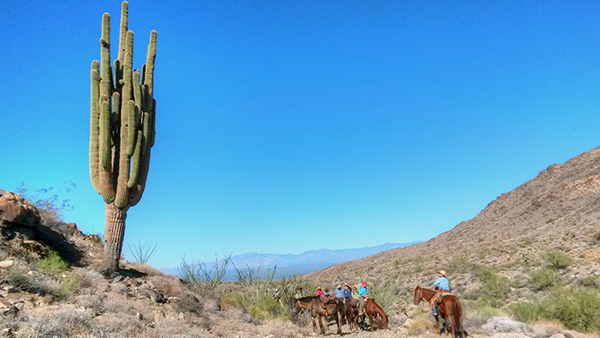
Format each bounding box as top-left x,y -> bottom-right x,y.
365,298 -> 388,331
347,298 -> 360,331
347,298 -> 388,331
413,286 -> 465,338
294,296 -> 344,334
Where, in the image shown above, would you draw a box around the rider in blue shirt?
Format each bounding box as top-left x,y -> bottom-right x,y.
432,270 -> 449,315
358,281 -> 369,314
434,271 -> 449,291
335,285 -> 344,298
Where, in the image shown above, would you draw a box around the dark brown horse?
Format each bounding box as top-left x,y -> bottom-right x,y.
347,298 -> 388,331
365,298 -> 388,331
347,298 -> 360,331
294,296 -> 343,334
413,286 -> 465,338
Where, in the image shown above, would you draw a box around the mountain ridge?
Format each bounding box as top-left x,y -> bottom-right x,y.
161,241 -> 420,278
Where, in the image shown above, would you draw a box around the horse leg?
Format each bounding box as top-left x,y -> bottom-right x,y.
446,314 -> 455,338
434,314 -> 441,335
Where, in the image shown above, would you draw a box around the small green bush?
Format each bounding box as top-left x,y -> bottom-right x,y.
57,275 -> 81,299
530,269 -> 559,291
582,276 -> 600,288
6,269 -> 31,289
593,231 -> 600,245
38,252 -> 69,275
510,302 -> 546,323
544,286 -> 600,332
478,268 -> 511,305
447,255 -> 470,273
545,250 -> 572,270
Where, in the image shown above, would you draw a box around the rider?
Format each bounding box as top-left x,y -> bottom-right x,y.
431,270 -> 450,315
294,287 -> 303,300
358,281 -> 369,315
342,283 -> 352,308
335,285 -> 344,299
313,286 -> 325,297
351,285 -> 359,300
314,286 -> 332,309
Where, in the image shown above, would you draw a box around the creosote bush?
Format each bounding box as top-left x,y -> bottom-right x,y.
545,250 -> 572,270
38,252 -> 70,276
473,266 -> 511,307
530,269 -> 559,291
509,286 -> 600,333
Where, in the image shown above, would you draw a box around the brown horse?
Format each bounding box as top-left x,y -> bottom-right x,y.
365,298 -> 389,331
347,298 -> 360,331
294,296 -> 343,334
413,286 -> 465,338
347,298 -> 388,331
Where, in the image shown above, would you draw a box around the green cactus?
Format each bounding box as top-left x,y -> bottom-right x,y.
89,1 -> 157,271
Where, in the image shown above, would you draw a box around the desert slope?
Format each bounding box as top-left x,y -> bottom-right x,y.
306,147 -> 600,290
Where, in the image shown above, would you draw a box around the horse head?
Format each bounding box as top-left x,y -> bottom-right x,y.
413,286 -> 422,305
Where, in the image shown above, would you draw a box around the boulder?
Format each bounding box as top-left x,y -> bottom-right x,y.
482,317 -> 527,336
0,191 -> 40,226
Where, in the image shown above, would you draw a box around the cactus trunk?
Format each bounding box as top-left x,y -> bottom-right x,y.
89,1 -> 157,272
103,203 -> 128,270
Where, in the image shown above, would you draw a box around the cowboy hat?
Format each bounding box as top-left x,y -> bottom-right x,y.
438,270 -> 446,276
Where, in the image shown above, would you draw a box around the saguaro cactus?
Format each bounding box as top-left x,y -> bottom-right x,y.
89,1 -> 157,271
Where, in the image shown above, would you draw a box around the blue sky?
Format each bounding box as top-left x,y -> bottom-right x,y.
1,0 -> 599,269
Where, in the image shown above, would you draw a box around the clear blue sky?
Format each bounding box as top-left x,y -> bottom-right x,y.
1,0 -> 599,269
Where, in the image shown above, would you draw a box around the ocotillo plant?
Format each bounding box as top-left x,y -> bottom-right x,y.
89,1 -> 157,271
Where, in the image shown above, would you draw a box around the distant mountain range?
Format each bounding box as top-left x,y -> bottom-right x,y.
160,241 -> 419,281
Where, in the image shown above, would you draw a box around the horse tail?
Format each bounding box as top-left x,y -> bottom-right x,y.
452,297 -> 463,332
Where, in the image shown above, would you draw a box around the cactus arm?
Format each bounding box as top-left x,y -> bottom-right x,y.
114,30 -> 135,209
126,100 -> 137,156
118,1 -> 128,63
99,96 -> 112,170
143,31 -> 157,96
99,13 -> 111,105
150,99 -> 156,147
141,111 -> 150,154
111,92 -> 121,146
128,150 -> 151,207
90,61 -> 101,192
133,69 -> 143,111
113,59 -> 123,93
127,130 -> 143,188
114,98 -> 131,209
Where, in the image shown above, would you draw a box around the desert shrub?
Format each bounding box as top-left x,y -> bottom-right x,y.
475,267 -> 510,306
369,282 -> 404,314
466,298 -> 503,320
57,275 -> 81,299
545,250 -> 572,270
447,255 -> 469,273
16,307 -> 93,337
530,269 -> 559,291
16,181 -> 75,226
128,239 -> 158,264
38,252 -> 69,275
592,231 -> 600,245
404,316 -> 437,336
5,269 -> 31,289
543,286 -> 600,332
179,255 -> 231,295
582,276 -> 600,288
233,265 -> 291,320
510,302 -> 546,323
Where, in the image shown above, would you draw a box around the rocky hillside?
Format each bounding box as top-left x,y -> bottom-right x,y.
307,147 -> 600,312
